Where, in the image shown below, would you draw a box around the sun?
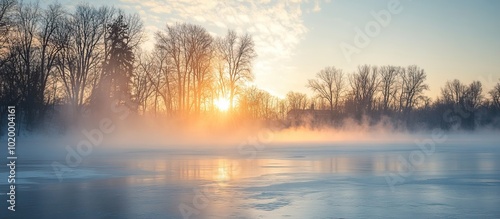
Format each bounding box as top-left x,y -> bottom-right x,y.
214,97 -> 230,111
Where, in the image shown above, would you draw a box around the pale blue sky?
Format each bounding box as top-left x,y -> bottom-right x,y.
38,0 -> 500,99
289,0 -> 500,98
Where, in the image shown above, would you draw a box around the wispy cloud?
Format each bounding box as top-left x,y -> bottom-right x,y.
119,0 -> 330,93
313,0 -> 321,12
120,0 -> 311,53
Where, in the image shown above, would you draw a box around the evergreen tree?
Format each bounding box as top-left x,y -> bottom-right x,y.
102,14 -> 134,103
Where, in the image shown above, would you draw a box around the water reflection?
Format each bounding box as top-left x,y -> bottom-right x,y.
82,150 -> 500,187
123,154 -> 391,183
5,147 -> 500,218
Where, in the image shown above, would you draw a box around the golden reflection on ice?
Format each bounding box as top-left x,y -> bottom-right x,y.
214,159 -> 235,184
125,153 -> 410,186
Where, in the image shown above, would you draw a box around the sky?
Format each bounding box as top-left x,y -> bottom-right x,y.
38,0 -> 500,99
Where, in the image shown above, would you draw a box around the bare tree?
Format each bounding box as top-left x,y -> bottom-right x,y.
308,66 -> 345,113
146,48 -> 174,115
214,50 -> 228,103
489,81 -> 500,110
0,0 -> 16,56
0,2 -> 65,129
440,79 -> 482,111
133,51 -> 155,114
10,1 -> 41,127
189,25 -> 214,115
122,12 -> 143,50
38,3 -> 65,103
56,4 -> 107,117
0,0 -> 18,109
463,81 -> 483,112
441,79 -> 466,104
379,65 -> 400,112
155,23 -> 214,115
349,65 -> 379,115
286,91 -> 308,111
216,30 -> 256,111
332,68 -> 346,111
0,0 -> 15,27
239,86 -> 277,120
399,65 -> 429,114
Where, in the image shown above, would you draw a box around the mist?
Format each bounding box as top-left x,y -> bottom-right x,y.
1,0 -> 500,218
13,111 -> 499,158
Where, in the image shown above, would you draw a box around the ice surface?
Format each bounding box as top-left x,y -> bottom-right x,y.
0,134 -> 499,218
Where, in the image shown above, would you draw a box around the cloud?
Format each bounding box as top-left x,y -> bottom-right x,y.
118,0 -> 313,55
118,0 -> 331,93
313,0 -> 321,12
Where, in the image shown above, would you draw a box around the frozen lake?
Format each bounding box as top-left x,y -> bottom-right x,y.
1,138 -> 500,218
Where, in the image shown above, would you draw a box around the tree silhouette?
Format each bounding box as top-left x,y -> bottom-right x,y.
307,66 -> 345,113
102,14 -> 134,103
216,30 -> 256,112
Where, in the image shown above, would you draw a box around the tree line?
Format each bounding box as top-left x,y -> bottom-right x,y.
1,0 -> 500,134
302,65 -> 500,130
0,1 -> 256,132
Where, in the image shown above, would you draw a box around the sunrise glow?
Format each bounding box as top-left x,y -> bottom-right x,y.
2,0 -> 500,218
214,97 -> 230,112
